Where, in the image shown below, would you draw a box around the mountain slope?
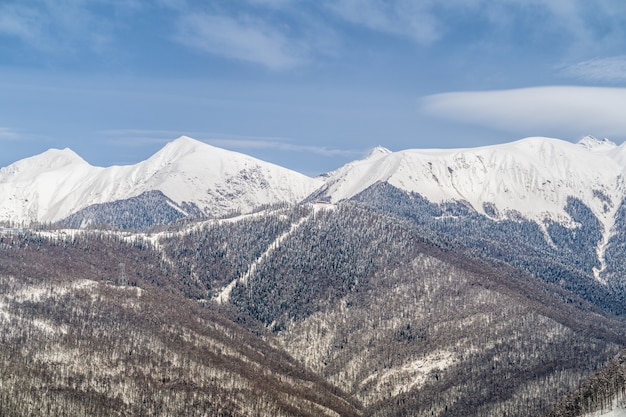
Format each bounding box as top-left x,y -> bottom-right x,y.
308,137 -> 626,303
0,228 -> 361,417
0,136 -> 323,226
3,200 -> 626,416
59,190 -> 197,230
157,203 -> 625,417
315,137 -> 625,227
541,349 -> 626,417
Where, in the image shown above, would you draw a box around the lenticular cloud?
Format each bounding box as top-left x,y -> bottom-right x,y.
420,86 -> 626,139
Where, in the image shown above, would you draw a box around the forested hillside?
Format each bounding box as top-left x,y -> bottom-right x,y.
2,199 -> 626,416
351,182 -> 626,315
0,229 -> 360,417
60,190 -> 202,231
156,203 -> 626,416
541,349 -> 626,417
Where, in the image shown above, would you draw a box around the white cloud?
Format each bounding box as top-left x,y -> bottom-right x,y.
0,0 -> 137,55
561,56 -> 626,83
326,0 -> 441,44
206,137 -> 362,158
0,4 -> 46,47
0,128 -> 22,141
174,13 -> 306,70
420,86 -> 626,139
325,0 -> 626,55
99,129 -> 361,157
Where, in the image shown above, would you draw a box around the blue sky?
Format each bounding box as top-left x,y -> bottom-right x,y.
2,0 -> 626,175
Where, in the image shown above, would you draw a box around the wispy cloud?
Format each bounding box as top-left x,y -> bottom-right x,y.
0,127 -> 23,141
6,0 -> 624,73
0,0 -> 141,57
174,12 -> 307,70
420,86 -> 626,139
245,0 -> 294,9
560,56 -> 626,83
98,129 -> 361,157
205,137 -> 363,158
0,127 -> 48,145
98,129 -> 186,147
325,0 -> 441,44
0,4 -> 48,48
325,0 -> 626,55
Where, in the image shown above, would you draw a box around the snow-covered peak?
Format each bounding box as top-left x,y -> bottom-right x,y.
4,135 -> 626,231
0,147 -> 90,183
316,136 -> 624,228
167,135 -> 209,152
147,136 -> 211,164
42,147 -> 85,162
17,147 -> 86,169
365,146 -> 392,159
0,136 -> 323,224
577,136 -> 617,151
137,136 -> 323,216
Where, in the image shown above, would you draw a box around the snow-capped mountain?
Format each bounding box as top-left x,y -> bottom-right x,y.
311,136 -> 626,286
317,136 -> 626,238
318,136 -> 625,224
0,136 -> 323,225
5,135 -> 626,417
3,134 -> 626,238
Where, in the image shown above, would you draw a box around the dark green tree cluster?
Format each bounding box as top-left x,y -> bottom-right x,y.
351,182 -> 625,315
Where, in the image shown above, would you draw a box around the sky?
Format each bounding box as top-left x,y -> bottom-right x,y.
2,0 -> 626,175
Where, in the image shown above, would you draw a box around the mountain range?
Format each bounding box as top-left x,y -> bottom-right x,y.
3,135 -> 626,416
0,136 -> 322,226
3,135 -> 626,230
3,135 -> 626,286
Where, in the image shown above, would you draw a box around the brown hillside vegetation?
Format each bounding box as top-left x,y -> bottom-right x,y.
1,202 -> 626,416
0,231 -> 360,417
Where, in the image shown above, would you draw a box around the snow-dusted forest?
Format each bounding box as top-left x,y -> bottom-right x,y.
3,137 -> 626,416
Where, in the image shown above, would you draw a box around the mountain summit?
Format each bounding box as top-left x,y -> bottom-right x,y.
0,137 -> 323,225
2,135 -> 626,238
577,135 -> 617,151
317,136 -> 624,225
365,146 -> 392,159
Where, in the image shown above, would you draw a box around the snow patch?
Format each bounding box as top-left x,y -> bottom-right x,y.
584,404 -> 626,417
360,349 -> 456,396
10,279 -> 97,303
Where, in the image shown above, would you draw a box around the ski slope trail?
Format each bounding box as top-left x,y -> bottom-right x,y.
593,199 -> 620,284
137,208 -> 290,275
215,212 -> 313,305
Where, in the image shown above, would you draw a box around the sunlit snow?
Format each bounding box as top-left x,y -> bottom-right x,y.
0,136 -> 323,224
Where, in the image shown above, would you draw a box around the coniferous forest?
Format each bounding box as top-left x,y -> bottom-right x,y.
2,188 -> 626,416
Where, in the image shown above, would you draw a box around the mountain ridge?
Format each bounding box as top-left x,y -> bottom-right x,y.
0,136 -> 322,225
3,135 -> 626,240
319,136 -> 626,222
314,136 -> 626,287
